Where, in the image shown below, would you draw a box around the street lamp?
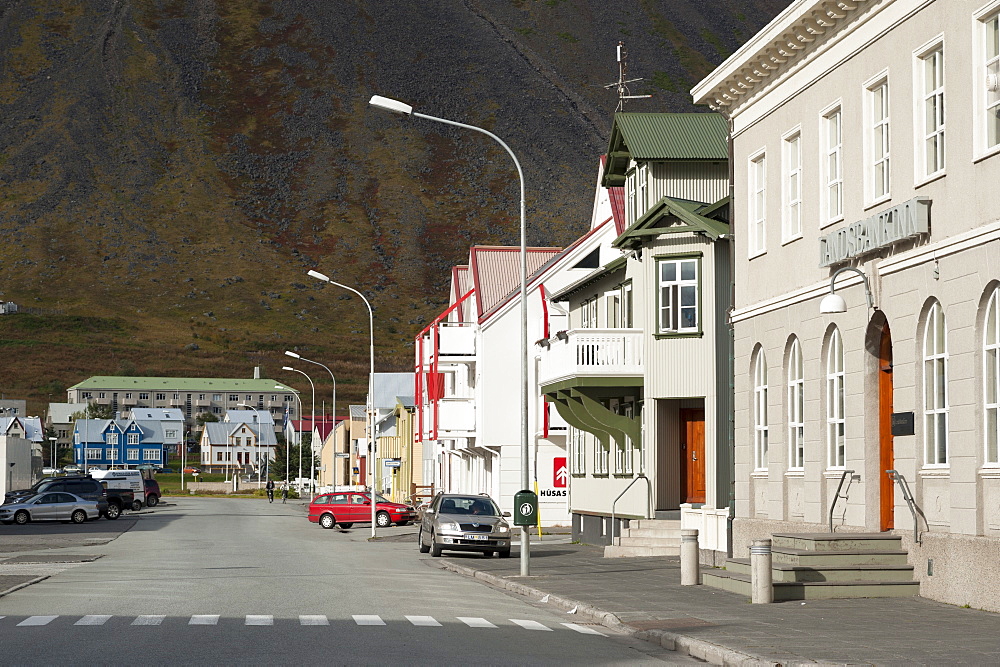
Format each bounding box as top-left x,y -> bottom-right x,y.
368,95 -> 531,574
48,436 -> 57,471
306,270 -> 378,539
275,385 -> 301,488
283,366 -> 316,499
819,266 -> 876,314
237,404 -> 264,488
285,351 -> 338,489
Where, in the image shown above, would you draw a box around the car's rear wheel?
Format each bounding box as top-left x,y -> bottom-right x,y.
418,528 -> 430,554
375,511 -> 391,528
71,509 -> 87,524
13,510 -> 29,525
131,500 -> 142,512
338,522 -> 353,529
104,503 -> 121,520
430,532 -> 442,558
319,513 -> 336,529
498,549 -> 511,559
145,495 -> 159,508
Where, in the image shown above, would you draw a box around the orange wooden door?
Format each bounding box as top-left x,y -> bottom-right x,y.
879,322 -> 895,531
680,409 -> 706,504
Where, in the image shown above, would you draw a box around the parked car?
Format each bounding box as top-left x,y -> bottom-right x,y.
182,467 -> 200,474
157,467 -> 175,474
143,477 -> 161,507
308,492 -> 417,529
0,492 -> 101,525
41,467 -> 63,476
62,465 -> 83,474
418,493 -> 512,558
3,476 -> 133,520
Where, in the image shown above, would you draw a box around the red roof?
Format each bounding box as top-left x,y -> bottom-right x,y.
468,246 -> 562,323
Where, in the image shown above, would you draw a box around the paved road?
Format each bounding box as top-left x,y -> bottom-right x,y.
0,497 -> 696,665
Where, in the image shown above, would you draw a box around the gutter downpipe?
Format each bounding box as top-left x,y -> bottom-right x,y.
722,106 -> 736,560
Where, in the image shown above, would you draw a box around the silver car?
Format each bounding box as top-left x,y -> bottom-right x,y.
418,493 -> 512,558
0,492 -> 101,525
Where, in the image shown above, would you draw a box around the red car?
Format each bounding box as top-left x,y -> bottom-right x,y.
308,492 -> 417,529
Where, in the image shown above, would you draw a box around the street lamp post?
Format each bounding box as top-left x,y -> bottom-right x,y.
237,404 -> 264,488
307,270 -> 378,539
275,385 -> 301,488
48,436 -> 57,471
368,95 -> 531,574
285,351 -> 338,490
283,366 -> 316,499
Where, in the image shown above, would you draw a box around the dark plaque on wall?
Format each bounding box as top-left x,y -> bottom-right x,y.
891,412 -> 915,436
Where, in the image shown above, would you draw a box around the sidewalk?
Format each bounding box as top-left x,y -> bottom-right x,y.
438,542 -> 1000,666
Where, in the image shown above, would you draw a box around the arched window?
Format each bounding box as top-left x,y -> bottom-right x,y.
754,350 -> 769,471
826,328 -> 846,468
985,288 -> 999,465
787,338 -> 805,470
924,302 -> 949,466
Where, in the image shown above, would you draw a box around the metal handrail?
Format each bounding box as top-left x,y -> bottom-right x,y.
828,469 -> 856,533
886,470 -> 922,545
609,473 -> 652,545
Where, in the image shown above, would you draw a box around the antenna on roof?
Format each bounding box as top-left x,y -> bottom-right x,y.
604,41 -> 652,112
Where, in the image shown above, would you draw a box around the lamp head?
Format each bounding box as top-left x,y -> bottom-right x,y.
369,95 -> 413,115
307,270 -> 330,283
819,292 -> 848,314
282,366 -> 295,372
284,350 -> 301,359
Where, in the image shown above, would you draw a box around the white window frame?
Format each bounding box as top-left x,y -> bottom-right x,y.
625,167 -> 637,225
787,338 -> 805,470
127,433 -> 139,446
107,433 -> 118,446
781,128 -> 802,243
924,302 -> 950,467
86,448 -> 102,461
914,38 -> 946,183
820,103 -> 844,226
127,448 -> 139,461
614,402 -> 634,475
637,163 -> 649,218
748,149 -> 767,257
657,258 -> 700,334
108,448 -> 119,461
753,351 -> 769,471
985,287 -> 1000,466
974,3 -> 1000,159
826,328 -> 846,469
863,71 -> 891,206
143,449 -> 160,462
570,427 -> 586,475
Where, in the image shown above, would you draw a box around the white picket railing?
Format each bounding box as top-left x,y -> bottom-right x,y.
539,329 -> 643,386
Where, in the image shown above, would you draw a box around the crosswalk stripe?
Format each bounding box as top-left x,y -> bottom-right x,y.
353,615 -> 385,626
458,617 -> 497,628
510,619 -> 552,631
17,616 -> 58,627
76,615 -> 112,626
189,615 -> 219,625
299,615 -> 328,626
562,622 -> 605,636
132,615 -> 164,626
245,615 -> 273,626
406,615 -> 441,627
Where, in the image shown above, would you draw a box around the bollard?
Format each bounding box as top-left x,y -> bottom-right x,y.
680,529 -> 700,585
750,539 -> 773,604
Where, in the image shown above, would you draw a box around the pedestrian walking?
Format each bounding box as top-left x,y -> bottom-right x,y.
281,481 -> 288,504
266,478 -> 275,503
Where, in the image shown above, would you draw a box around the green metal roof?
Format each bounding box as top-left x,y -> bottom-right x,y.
68,376 -> 297,392
549,256 -> 627,302
613,196 -> 730,249
603,112 -> 728,186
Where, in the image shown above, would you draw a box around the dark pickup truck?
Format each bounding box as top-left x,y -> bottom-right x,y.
3,476 -> 135,520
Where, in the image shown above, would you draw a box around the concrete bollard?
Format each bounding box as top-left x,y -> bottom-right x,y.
680,529 -> 700,585
750,539 -> 773,604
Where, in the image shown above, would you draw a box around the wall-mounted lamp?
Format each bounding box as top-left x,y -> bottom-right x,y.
820,266 -> 876,314
536,338 -> 550,348
555,330 -> 569,341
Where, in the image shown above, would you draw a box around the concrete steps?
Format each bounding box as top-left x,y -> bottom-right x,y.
702,532 -> 919,600
603,519 -> 681,558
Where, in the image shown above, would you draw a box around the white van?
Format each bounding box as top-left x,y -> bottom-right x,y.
90,469 -> 146,507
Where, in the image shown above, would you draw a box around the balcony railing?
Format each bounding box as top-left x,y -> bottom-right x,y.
538,329 -> 643,387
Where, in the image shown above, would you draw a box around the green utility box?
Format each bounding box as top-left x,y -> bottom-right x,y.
513,489 -> 538,526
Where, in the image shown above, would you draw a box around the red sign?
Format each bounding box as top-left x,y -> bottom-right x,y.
554,457 -> 568,488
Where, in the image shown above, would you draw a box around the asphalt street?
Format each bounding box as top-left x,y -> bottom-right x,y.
0,497 -> 698,665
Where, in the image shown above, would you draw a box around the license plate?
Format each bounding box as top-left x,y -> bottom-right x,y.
465,534 -> 488,541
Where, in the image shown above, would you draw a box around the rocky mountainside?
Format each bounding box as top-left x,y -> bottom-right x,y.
0,0 -> 785,412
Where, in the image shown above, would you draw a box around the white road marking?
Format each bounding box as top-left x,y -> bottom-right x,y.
353,615 -> 385,626
510,619 -> 552,631
132,615 -> 165,626
299,615 -> 328,626
458,617 -> 497,628
75,615 -> 112,626
406,615 -> 441,627
17,616 -> 58,627
562,622 -> 605,636
189,615 -> 219,625
245,615 -> 273,626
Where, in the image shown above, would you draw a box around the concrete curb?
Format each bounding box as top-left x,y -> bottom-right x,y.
0,575 -> 50,599
438,560 -> 783,667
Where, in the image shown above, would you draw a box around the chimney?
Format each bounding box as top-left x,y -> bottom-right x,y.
253,366 -> 261,379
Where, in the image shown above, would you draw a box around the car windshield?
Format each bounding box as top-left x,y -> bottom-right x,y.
438,496 -> 499,516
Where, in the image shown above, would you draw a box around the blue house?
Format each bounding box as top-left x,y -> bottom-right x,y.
73,418 -> 165,468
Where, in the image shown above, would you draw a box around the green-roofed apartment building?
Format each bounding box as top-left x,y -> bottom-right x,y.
67,369 -> 299,435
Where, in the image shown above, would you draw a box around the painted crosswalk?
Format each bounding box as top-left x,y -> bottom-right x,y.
0,613 -> 606,635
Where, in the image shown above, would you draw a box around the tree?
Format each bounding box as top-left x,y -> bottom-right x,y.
71,403 -> 113,420
271,435 -> 318,482
195,412 -> 219,426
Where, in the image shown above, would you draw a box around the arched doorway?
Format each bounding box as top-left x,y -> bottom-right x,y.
878,321 -> 894,531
